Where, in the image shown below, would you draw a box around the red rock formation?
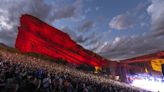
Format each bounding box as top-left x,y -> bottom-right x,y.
15,14 -> 109,67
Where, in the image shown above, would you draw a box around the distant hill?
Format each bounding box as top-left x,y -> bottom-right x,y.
0,43 -> 7,47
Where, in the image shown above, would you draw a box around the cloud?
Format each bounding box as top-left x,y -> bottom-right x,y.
60,26 -> 95,46
1,0 -> 164,62
52,0 -> 164,61
97,35 -> 163,60
0,0 -> 83,46
60,26 -> 77,40
97,0 -> 164,61
98,6 -> 164,60
0,31 -> 17,46
94,1 -> 164,61
60,26 -> 87,44
147,0 -> 164,36
77,20 -> 94,32
50,0 -> 83,20
109,12 -> 134,30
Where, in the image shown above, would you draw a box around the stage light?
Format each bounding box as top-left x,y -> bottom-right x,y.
128,74 -> 164,92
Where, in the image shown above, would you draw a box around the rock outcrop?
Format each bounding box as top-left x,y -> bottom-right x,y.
15,14 -> 109,67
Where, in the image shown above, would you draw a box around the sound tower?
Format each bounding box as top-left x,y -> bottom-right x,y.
162,64 -> 164,76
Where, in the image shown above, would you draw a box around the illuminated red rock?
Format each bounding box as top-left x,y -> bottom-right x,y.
15,14 -> 109,67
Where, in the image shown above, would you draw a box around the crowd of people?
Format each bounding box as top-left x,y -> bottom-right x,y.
0,48 -> 150,92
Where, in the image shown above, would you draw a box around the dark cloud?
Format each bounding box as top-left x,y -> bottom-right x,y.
75,35 -> 88,43
109,12 -> 134,30
75,33 -> 99,45
78,20 -> 94,32
0,0 -> 83,46
50,0 -> 83,20
60,26 -> 94,45
58,19 -> 96,47
60,26 -> 77,40
147,0 -> 164,37
98,35 -> 163,60
0,31 -> 17,46
109,2 -> 150,31
60,26 -> 88,44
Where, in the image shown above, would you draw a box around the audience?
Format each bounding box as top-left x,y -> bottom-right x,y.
0,49 -> 149,92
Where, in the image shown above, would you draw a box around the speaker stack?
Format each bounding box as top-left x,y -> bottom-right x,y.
161,64 -> 164,76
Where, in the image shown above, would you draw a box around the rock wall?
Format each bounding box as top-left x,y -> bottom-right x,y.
15,14 -> 110,67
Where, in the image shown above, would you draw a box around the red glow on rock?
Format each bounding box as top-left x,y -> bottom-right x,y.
15,14 -> 109,67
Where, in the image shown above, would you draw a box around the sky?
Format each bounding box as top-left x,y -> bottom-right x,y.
0,0 -> 164,61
